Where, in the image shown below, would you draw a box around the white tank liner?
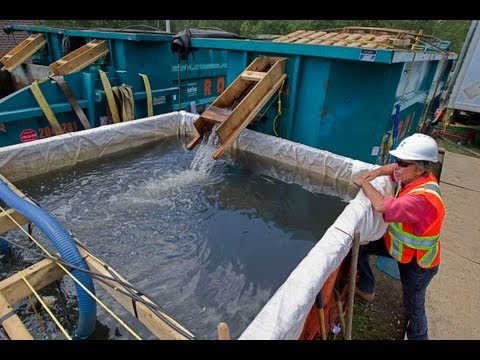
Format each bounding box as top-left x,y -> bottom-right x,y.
0,111 -> 393,339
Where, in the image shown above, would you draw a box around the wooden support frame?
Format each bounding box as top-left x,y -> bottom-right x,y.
187,56 -> 287,160
0,174 -> 32,234
0,173 -> 194,340
214,73 -> 286,159
77,247 -> 194,340
0,292 -> 33,339
0,34 -> 46,73
0,258 -> 64,340
49,40 -> 109,75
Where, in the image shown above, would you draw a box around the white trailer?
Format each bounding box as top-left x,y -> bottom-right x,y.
447,20 -> 480,114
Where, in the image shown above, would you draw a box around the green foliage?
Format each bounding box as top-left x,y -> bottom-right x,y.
35,19 -> 472,54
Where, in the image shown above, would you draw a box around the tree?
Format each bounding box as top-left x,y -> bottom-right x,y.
35,19 -> 472,53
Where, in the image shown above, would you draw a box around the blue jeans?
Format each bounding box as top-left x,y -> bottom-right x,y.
357,238 -> 439,340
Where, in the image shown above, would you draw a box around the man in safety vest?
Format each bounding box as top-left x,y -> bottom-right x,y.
353,133 -> 445,340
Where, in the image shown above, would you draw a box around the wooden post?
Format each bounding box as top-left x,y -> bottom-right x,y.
345,232 -> 361,340
315,290 -> 327,340
217,322 -> 230,340
0,292 -> 33,339
333,278 -> 346,337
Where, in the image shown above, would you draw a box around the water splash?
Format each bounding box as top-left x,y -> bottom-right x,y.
189,127 -> 222,174
135,129 -> 224,199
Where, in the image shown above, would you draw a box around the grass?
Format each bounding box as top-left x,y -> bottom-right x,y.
435,136 -> 480,159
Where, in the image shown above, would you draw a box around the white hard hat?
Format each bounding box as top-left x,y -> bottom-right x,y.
389,133 -> 438,162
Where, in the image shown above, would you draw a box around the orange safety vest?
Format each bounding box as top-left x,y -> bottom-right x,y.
384,173 -> 445,268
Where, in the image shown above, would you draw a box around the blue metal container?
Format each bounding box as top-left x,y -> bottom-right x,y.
189,37 -> 456,163
0,25 -> 227,147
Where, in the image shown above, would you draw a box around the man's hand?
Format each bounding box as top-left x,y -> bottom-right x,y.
354,175 -> 368,188
361,169 -> 380,182
353,170 -> 386,213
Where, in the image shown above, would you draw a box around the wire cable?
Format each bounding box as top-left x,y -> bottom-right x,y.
0,205 -> 142,340
1,232 -> 196,340
20,272 -> 72,339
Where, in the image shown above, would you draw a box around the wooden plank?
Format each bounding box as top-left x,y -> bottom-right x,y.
57,43 -> 109,75
278,30 -> 316,44
361,43 -> 378,49
347,42 -> 364,48
0,174 -> 33,234
284,30 -> 306,38
447,123 -> 480,131
292,31 -> 316,43
279,37 -> 298,43
373,35 -> 389,42
295,31 -> 327,44
188,57 -> 270,145
201,107 -> 232,124
186,134 -> 202,150
392,38 -> 411,47
308,38 -> 327,45
319,40 -> 335,46
272,35 -> 290,42
0,174 -> 30,199
345,34 -> 362,40
216,58 -> 286,144
50,40 -> 109,75
0,34 -> 46,73
0,208 -> 29,234
0,292 -> 33,340
214,73 -> 287,159
333,33 -> 350,40
217,322 -> 230,340
240,71 -> 266,82
294,38 -> 313,44
309,31 -> 327,40
360,35 -> 376,41
77,247 -> 194,340
0,259 -> 65,304
214,56 -> 269,108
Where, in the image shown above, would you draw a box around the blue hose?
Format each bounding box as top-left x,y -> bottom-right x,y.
0,179 -> 96,339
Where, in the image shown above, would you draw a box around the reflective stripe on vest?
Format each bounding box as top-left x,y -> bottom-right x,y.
387,181 -> 442,268
407,182 -> 444,205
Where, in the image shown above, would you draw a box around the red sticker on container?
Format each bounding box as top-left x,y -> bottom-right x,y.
20,129 -> 38,143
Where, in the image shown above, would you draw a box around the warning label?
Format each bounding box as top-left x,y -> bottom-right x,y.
359,49 -> 377,62
20,129 -> 38,143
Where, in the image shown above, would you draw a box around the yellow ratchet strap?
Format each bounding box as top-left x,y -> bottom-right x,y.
139,73 -> 153,117
30,81 -> 64,135
99,70 -> 121,123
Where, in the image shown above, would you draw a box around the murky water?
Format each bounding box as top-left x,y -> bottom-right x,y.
1,134 -> 348,340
